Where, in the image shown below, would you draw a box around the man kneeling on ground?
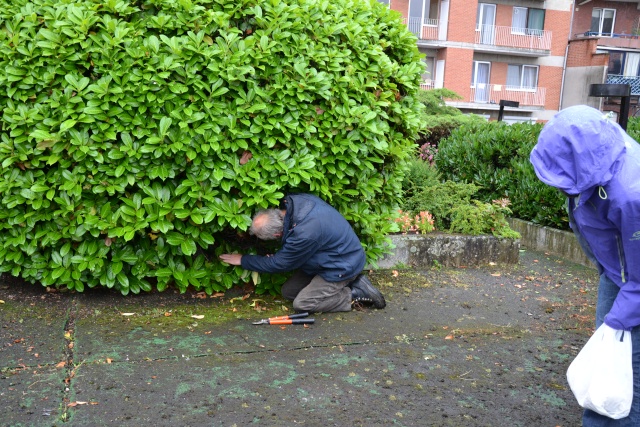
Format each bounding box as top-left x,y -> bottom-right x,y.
219,193 -> 386,313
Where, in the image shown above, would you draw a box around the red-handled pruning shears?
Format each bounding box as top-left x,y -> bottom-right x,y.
252,312 -> 314,325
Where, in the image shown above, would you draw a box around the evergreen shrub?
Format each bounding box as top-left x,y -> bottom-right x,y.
435,121 -> 568,229
415,88 -> 486,148
0,0 -> 425,294
626,116 -> 640,143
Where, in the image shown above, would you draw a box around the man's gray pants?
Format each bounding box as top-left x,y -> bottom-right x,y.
281,270 -> 354,313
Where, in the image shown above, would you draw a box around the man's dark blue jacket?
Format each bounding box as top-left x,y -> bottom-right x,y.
240,194 -> 366,282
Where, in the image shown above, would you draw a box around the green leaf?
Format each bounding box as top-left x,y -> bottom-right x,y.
181,239 -> 196,256
60,119 -> 77,132
159,117 -> 172,136
166,232 -> 185,246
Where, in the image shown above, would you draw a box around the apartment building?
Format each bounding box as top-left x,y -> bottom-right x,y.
562,0 -> 640,117
379,0 -> 573,122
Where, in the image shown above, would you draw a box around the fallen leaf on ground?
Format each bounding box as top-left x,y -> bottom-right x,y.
392,270 -> 399,277
55,361 -> 66,368
164,312 -> 172,317
211,293 -> 225,298
491,273 -> 501,277
445,334 -> 454,340
106,358 -> 112,364
121,313 -> 135,316
191,315 -> 204,319
68,401 -> 93,407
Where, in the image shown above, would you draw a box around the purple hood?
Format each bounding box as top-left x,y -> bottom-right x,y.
531,105 -> 627,197
531,105 -> 640,331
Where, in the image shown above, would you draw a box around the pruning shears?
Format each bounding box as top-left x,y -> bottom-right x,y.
252,312 -> 315,325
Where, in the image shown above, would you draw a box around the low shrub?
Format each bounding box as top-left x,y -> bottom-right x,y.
393,210 -> 435,234
415,88 -> 486,148
404,180 -> 479,231
449,199 -> 520,238
435,121 -> 567,229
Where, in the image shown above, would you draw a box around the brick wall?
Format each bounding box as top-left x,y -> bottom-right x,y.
389,0 -> 409,19
441,48 -> 474,98
566,39 -> 608,67
539,66 -> 564,110
546,9 -> 573,56
495,4 -> 513,28
447,0 -> 478,43
490,62 -> 508,86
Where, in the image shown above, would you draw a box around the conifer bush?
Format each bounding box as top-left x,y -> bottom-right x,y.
0,0 -> 425,294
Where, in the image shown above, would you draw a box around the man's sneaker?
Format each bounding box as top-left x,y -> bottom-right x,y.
349,274 -> 386,309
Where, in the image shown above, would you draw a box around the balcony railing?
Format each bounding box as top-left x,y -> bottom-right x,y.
403,17 -> 440,41
607,75 -> 640,96
475,25 -> 552,51
468,84 -> 546,106
420,80 -> 436,90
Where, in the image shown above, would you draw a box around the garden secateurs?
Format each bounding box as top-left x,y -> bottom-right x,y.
252,312 -> 315,325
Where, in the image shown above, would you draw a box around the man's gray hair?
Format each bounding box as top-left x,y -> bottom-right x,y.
250,209 -> 285,240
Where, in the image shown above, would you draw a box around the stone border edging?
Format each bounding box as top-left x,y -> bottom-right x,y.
375,233 -> 520,269
507,218 -> 594,269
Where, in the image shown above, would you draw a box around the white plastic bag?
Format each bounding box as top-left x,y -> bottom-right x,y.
566,323 -> 633,419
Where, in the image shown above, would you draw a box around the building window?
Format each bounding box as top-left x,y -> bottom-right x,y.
608,52 -> 640,76
591,8 -> 616,37
376,0 -> 390,5
512,7 -> 545,35
422,0 -> 439,25
507,64 -> 539,90
423,57 -> 435,82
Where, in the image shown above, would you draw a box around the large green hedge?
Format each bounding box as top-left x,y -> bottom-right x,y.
0,0 -> 425,294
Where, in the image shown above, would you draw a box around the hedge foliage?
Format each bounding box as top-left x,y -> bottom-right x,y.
415,88 -> 486,148
435,121 -> 568,229
626,116 -> 640,143
0,0 -> 425,294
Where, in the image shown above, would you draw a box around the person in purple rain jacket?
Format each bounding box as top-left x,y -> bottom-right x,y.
530,105 -> 640,426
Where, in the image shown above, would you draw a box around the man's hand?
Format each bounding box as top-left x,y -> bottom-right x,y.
219,254 -> 242,265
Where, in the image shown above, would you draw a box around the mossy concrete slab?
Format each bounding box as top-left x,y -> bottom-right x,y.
0,281 -> 69,367
1,365 -> 66,426
63,330 -> 582,427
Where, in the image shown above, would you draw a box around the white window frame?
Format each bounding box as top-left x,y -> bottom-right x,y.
422,0 -> 439,26
512,7 -> 527,34
472,61 -> 491,87
507,64 -> 539,92
592,8 -> 616,37
422,56 -> 436,82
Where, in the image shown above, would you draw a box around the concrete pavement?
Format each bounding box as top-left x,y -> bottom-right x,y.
1,248 -> 598,427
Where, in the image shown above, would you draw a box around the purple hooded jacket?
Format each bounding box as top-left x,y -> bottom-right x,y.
530,105 -> 640,330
